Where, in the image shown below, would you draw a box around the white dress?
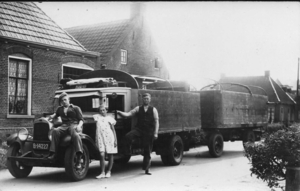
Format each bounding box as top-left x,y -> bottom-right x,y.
93,114 -> 117,154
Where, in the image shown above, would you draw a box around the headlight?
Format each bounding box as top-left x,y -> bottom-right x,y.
47,120 -> 53,141
48,129 -> 53,141
18,128 -> 29,141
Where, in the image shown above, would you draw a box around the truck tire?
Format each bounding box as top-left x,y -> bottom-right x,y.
6,144 -> 33,178
64,143 -> 89,181
160,154 -> 169,165
208,133 -> 224,157
243,130 -> 255,146
114,155 -> 131,164
160,135 -> 184,166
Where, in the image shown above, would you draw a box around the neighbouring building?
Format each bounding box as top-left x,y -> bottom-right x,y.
65,2 -> 170,88
0,2 -> 100,134
219,71 -> 296,125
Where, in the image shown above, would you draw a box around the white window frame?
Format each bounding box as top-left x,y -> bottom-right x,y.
7,55 -> 33,118
62,64 -> 94,79
121,49 -> 127,65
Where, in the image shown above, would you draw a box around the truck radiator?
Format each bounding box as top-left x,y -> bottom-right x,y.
33,123 -> 50,141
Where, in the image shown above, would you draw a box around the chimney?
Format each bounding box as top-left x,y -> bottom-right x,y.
130,2 -> 146,20
265,71 -> 270,78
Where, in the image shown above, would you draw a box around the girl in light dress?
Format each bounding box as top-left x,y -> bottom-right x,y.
93,105 -> 117,179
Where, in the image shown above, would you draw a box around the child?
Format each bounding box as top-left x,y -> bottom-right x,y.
93,105 -> 117,179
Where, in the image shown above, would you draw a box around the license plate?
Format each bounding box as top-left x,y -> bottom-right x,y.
33,142 -> 50,150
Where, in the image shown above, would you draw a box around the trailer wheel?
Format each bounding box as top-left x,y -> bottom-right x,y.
64,143 -> 89,181
6,144 -> 33,178
208,133 -> 224,157
160,135 -> 184,166
243,130 -> 255,146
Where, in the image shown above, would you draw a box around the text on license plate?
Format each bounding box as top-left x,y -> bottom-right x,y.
33,143 -> 49,150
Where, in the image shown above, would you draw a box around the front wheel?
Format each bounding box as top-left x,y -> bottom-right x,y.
208,133 -> 224,157
160,135 -> 184,166
6,144 -> 33,178
64,144 -> 89,181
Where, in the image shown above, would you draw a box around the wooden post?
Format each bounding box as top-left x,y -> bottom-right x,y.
297,59 -> 299,122
286,167 -> 300,191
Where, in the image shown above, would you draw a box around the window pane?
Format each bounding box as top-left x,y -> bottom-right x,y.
9,95 -> 15,114
8,78 -> 16,96
18,61 -> 28,78
9,60 -> 17,77
121,49 -> 127,64
8,78 -> 16,114
18,79 -> 27,97
16,95 -> 27,114
63,66 -> 91,79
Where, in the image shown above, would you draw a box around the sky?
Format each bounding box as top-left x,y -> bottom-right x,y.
36,1 -> 300,90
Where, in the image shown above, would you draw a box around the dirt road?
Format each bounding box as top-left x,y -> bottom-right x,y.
0,142 -> 281,191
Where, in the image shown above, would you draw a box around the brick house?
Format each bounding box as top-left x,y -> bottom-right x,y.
219,71 -> 296,125
0,2 -> 100,133
65,3 -> 170,88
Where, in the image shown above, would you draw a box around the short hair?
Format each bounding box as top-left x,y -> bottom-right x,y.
142,93 -> 151,98
99,105 -> 107,110
58,92 -> 68,105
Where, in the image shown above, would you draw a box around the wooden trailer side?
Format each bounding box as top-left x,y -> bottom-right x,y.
201,90 -> 268,129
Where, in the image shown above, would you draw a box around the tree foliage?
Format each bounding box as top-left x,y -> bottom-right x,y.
244,123 -> 300,190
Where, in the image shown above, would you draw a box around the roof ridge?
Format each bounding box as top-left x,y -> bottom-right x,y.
271,78 -> 296,104
65,19 -> 130,30
269,77 -> 280,102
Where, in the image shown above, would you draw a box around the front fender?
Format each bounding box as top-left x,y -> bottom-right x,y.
7,133 -> 33,155
80,134 -> 100,160
7,133 -> 19,146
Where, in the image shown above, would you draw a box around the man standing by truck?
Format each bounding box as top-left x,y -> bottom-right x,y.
117,93 -> 159,175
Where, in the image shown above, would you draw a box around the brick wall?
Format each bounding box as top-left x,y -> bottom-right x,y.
105,18 -> 169,79
0,41 -> 98,131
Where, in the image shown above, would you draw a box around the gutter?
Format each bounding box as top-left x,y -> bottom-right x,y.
0,36 -> 100,57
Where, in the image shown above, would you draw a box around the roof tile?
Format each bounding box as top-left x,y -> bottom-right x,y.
66,19 -> 130,61
0,2 -> 86,51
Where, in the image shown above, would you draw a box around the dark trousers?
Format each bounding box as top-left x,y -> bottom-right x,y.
125,129 -> 154,171
50,123 -> 83,154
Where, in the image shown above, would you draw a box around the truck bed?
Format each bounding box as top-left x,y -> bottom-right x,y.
137,89 -> 202,133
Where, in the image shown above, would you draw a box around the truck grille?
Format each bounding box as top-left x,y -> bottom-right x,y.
33,122 -> 50,141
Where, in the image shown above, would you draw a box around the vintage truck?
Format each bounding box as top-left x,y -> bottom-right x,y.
6,69 -> 268,181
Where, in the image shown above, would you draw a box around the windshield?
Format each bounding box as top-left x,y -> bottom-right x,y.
69,94 -> 124,113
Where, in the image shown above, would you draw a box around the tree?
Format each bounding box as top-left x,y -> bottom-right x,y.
244,123 -> 300,190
